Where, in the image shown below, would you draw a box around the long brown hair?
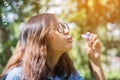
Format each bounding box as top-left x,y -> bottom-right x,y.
1,13 -> 75,80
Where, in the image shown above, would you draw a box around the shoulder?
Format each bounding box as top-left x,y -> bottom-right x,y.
1,67 -> 22,80
68,71 -> 84,80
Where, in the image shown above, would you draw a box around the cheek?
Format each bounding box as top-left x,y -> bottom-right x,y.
49,35 -> 63,46
48,31 -> 58,40
47,34 -> 64,49
51,32 -> 56,38
48,31 -> 62,43
47,31 -> 72,51
50,37 -> 72,51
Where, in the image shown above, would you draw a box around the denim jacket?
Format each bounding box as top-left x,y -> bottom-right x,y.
1,67 -> 83,80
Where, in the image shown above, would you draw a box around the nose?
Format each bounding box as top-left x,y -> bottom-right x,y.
64,28 -> 70,35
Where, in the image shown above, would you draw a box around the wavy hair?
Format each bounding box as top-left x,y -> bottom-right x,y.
0,13 -> 75,80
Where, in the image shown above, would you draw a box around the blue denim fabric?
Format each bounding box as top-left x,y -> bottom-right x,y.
1,67 -> 83,80
1,67 -> 22,80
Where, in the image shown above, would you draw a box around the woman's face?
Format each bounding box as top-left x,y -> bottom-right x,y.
47,23 -> 72,53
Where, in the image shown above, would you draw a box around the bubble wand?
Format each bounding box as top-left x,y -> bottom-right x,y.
81,34 -> 90,39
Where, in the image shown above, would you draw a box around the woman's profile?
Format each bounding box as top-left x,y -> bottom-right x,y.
0,13 -> 106,80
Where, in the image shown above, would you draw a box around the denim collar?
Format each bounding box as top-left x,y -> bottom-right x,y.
47,73 -> 67,80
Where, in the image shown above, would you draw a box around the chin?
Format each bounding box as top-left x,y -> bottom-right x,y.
65,45 -> 72,51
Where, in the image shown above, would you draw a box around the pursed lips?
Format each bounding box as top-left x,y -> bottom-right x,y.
67,36 -> 73,43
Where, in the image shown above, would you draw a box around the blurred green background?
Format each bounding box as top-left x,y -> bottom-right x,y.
0,0 -> 120,80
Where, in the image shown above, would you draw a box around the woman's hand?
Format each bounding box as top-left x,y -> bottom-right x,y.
83,32 -> 106,80
85,32 -> 101,65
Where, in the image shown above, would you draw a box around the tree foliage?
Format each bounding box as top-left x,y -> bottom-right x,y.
0,0 -> 120,79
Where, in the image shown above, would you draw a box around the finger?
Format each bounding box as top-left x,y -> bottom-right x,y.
86,32 -> 90,34
91,34 -> 97,43
95,52 -> 100,58
92,39 -> 101,49
89,34 -> 94,41
88,34 -> 94,46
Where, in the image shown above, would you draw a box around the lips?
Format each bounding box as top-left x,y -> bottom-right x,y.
67,36 -> 73,43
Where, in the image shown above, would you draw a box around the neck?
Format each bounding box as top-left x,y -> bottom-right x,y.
47,50 -> 63,70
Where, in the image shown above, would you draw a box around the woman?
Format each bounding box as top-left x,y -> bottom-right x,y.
0,13 -> 106,80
